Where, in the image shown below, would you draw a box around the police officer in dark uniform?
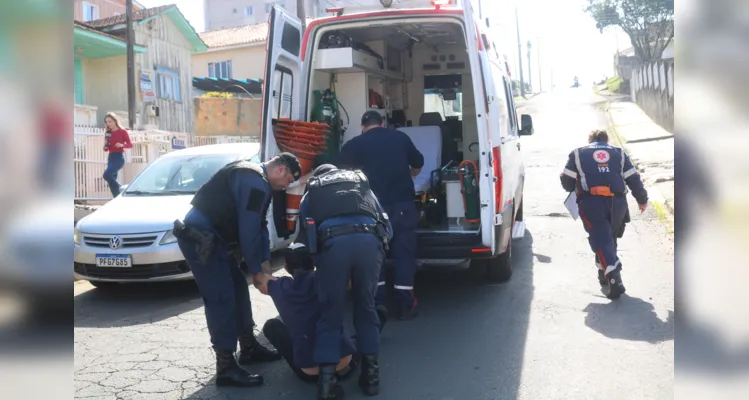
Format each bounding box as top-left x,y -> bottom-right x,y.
560,130 -> 648,299
261,243 -> 365,388
173,152 -> 302,387
336,111 -> 424,320
298,164 -> 393,399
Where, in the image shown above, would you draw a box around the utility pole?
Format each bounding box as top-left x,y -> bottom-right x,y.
537,40 -> 543,92
126,0 -> 136,129
526,40 -> 532,93
296,0 -> 306,32
515,7 -> 525,97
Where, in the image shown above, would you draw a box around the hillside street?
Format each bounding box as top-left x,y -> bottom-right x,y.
75,89 -> 674,400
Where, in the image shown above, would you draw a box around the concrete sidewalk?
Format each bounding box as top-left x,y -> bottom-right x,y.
605,100 -> 675,220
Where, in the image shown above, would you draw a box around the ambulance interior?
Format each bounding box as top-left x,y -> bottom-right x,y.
306,19 -> 482,234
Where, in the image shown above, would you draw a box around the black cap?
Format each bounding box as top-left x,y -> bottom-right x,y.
312,163 -> 338,177
277,152 -> 302,181
361,110 -> 383,127
284,242 -> 314,272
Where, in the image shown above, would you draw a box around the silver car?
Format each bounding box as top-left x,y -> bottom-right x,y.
73,143 -> 292,287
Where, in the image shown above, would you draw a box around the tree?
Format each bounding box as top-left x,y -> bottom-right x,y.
585,0 -> 674,63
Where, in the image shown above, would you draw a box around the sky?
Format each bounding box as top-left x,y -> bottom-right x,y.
139,0 -> 624,87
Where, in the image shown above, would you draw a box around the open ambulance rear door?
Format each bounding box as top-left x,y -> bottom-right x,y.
261,5 -> 306,250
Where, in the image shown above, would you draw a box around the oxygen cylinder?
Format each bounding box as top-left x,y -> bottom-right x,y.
311,90 -> 325,122
316,89 -> 341,160
458,160 -> 481,223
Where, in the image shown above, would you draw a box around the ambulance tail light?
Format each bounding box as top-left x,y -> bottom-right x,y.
493,146 -> 503,214
433,0 -> 452,9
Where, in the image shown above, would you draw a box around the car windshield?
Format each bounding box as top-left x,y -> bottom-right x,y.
124,153 -> 259,196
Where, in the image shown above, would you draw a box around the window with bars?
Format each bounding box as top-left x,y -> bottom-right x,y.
208,60 -> 233,80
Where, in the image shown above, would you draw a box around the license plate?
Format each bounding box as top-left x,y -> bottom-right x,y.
95,254 -> 132,268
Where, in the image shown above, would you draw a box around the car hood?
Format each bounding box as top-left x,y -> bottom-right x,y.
77,195 -> 194,235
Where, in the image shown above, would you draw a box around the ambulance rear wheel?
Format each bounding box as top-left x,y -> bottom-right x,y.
487,202 -> 515,283
486,244 -> 512,283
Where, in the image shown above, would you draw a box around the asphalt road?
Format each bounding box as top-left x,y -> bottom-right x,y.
74,90 -> 675,400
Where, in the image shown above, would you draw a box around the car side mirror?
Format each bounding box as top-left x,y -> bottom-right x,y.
520,114 -> 534,135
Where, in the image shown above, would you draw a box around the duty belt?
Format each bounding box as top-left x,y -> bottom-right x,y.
585,186 -> 624,197
318,224 -> 379,242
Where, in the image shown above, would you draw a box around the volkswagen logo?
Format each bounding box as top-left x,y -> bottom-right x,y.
109,236 -> 123,250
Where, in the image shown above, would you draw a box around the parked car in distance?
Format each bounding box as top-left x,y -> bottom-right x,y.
74,143 -> 276,288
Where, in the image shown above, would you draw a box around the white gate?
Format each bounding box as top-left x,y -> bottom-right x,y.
74,127 -> 173,200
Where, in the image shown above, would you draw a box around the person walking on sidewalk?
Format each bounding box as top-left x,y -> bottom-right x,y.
102,113 -> 132,197
560,129 -> 648,299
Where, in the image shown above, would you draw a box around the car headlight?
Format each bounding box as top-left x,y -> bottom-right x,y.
74,227 -> 82,245
160,230 -> 178,245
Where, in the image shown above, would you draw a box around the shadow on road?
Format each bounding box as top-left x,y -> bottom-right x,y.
583,296 -> 674,344
74,281 -> 203,328
184,231 -> 538,400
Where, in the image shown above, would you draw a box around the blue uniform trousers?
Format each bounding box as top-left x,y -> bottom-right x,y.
314,233 -> 384,365
376,201 -> 419,309
578,195 -> 628,273
177,236 -> 255,351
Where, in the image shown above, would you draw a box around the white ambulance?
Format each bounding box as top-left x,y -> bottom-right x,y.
261,0 -> 534,283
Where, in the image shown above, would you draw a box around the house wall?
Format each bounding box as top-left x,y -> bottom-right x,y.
204,0 -> 302,31
81,54 -> 129,126
134,14 -> 196,134
191,44 -> 267,80
194,97 -> 262,137
74,0 -> 139,21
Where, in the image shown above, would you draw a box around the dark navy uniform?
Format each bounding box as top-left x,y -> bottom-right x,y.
174,160 -> 283,387
298,164 -> 392,399
336,112 -> 424,317
561,141 -> 648,299
262,244 -> 358,384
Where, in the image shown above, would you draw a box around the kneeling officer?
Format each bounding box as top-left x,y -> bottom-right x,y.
173,153 -> 302,387
298,164 -> 392,399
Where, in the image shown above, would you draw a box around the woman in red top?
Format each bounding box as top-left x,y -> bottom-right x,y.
102,112 -> 133,197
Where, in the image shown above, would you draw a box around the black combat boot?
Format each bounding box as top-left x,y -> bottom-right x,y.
237,332 -> 282,364
597,269 -> 607,287
317,364 -> 344,400
215,348 -> 264,387
358,354 -> 380,396
605,268 -> 627,300
398,304 -> 418,321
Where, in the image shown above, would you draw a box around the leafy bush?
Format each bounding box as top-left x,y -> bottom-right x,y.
202,92 -> 233,98
606,76 -> 624,93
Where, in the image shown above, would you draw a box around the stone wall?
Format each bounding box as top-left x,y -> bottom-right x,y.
630,60 -> 674,133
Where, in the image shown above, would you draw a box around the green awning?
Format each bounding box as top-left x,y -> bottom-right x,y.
73,26 -> 146,59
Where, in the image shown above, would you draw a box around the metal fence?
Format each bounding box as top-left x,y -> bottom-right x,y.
74,128 -> 261,201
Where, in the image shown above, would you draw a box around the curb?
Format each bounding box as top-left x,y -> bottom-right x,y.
604,104 -> 674,222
